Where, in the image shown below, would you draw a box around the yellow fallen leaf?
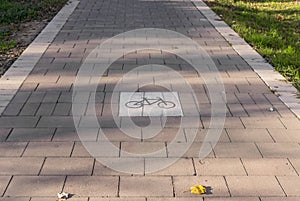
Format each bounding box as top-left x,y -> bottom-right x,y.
190,185 -> 206,195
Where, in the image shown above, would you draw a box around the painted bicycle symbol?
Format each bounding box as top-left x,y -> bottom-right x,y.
125,97 -> 176,109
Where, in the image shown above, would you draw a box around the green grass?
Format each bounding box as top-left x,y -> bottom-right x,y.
204,0 -> 300,89
0,0 -> 68,52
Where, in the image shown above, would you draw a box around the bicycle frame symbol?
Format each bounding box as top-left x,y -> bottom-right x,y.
125,97 -> 176,109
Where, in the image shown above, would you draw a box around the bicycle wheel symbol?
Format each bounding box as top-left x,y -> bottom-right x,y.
158,101 -> 175,109
125,101 -> 143,108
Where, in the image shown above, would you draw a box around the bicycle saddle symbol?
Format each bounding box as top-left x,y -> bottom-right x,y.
125,97 -> 176,109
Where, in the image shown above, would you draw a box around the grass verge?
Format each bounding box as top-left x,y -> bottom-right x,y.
0,0 -> 68,51
204,0 -> 300,90
0,0 -> 68,74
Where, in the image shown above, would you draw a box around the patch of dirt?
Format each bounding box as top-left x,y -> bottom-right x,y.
0,20 -> 48,76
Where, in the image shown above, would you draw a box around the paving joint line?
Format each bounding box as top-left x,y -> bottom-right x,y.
0,0 -> 79,115
193,0 -> 300,119
275,175 -> 288,197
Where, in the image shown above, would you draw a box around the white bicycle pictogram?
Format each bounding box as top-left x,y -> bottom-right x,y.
125,97 -> 176,109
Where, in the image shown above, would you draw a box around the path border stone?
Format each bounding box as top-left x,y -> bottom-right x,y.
193,0 -> 300,119
0,0 -> 79,114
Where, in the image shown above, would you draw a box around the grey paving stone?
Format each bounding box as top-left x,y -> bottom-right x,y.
90,116 -> 120,128
240,117 -> 285,128
148,199 -> 201,201
37,116 -> 75,127
143,128 -> 186,142
89,92 -> 105,103
10,92 -> 31,103
254,103 -> 282,117
236,84 -> 270,94
273,103 -> 297,117
54,127 -> 97,141
0,117 -> 39,128
27,92 -> 45,103
227,103 -> 248,116
58,92 -> 72,103
85,103 -> 103,116
194,158 -> 246,176
0,129 -> 11,141
0,198 -> 30,201
224,93 -> 240,104
90,198 -> 145,201
53,103 -> 72,115
242,104 -> 266,117
205,198 -> 259,201
0,142 -> 27,156
36,83 -> 72,91
198,103 -> 231,117
121,142 -> 166,157
167,142 -> 215,158
93,158 -> 144,175
23,142 -> 73,156
36,103 -> 56,115
173,176 -> 229,197
41,158 -> 94,175
52,127 -> 80,141
19,83 -> 38,91
19,103 -> 40,115
145,158 -> 195,176
257,143 -> 300,158
226,128 -> 273,142
263,93 -> 282,104
71,142 -> 92,157
277,176 -> 300,196
242,158 -> 297,176
30,198 -> 87,201
268,129 -> 300,143
120,116 -> 157,129
120,176 -> 173,196
250,93 -> 271,104
185,129 -> 230,142
165,116 -> 203,128
218,84 -> 239,93
104,92 -> 120,104
280,118 -> 300,129
193,93 -> 210,104
5,176 -> 65,196
64,176 -> 118,196
7,128 -> 55,141
89,141 -> 120,157
226,176 -> 284,196
26,74 -> 59,83
0,157 -> 44,175
0,176 -> 11,196
71,103 -> 88,116
260,197 -> 300,201
181,102 -> 199,116
42,92 -> 61,103
202,117 -> 244,129
2,104 -> 24,116
289,158 -> 300,175
214,143 -> 262,158
72,142 -> 120,157
98,128 -> 141,142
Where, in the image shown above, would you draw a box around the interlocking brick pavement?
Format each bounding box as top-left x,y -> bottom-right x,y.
0,0 -> 299,200
226,176 -> 284,196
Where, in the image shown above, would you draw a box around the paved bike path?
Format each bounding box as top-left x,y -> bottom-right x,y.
0,0 -> 299,200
